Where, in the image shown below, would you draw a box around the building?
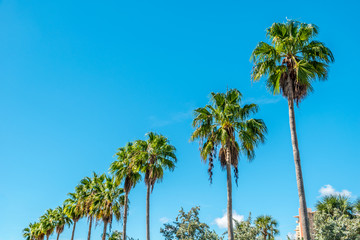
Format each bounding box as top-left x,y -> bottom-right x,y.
294,208 -> 315,239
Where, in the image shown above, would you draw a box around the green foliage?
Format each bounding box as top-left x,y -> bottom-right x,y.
313,209 -> 360,240
53,206 -> 72,236
160,206 -> 223,240
135,132 -> 177,191
315,195 -> 355,217
110,142 -> 142,194
254,215 -> 279,240
190,89 -> 267,183
92,175 -> 124,225
233,213 -> 258,240
251,19 -> 334,104
106,230 -> 139,240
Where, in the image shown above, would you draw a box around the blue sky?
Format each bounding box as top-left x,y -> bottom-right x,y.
1,0 -> 359,239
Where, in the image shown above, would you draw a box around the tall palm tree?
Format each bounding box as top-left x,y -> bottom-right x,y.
315,195 -> 354,217
64,192 -> 83,240
53,206 -> 72,240
110,142 -> 142,240
92,175 -> 124,240
40,209 -> 56,240
251,19 -> 334,240
190,89 -> 267,240
135,132 -> 177,240
76,173 -> 106,240
254,215 -> 279,240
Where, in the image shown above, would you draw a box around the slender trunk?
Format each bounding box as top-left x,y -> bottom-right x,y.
46,235 -> 49,240
225,148 -> 234,240
288,98 -> 311,240
56,232 -> 60,240
87,216 -> 93,240
123,192 -> 129,240
70,221 -> 77,240
102,221 -> 108,240
146,185 -> 150,240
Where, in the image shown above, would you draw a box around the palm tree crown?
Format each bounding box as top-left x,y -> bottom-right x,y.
136,132 -> 177,191
255,215 -> 279,240
251,20 -> 334,104
92,175 -> 124,240
110,142 -> 142,195
315,195 -> 354,217
190,89 -> 267,183
53,206 -> 72,240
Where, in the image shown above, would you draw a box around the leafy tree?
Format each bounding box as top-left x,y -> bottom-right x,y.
64,192 -> 83,240
76,172 -> 105,240
251,19 -> 334,240
254,215 -> 279,240
53,206 -> 72,240
316,195 -> 354,217
135,132 -> 177,240
110,142 -> 142,240
233,213 -> 258,240
313,209 -> 360,240
160,206 -> 223,240
190,89 -> 267,240
92,175 -> 124,240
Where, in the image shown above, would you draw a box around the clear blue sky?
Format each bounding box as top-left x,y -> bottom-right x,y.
1,0 -> 359,239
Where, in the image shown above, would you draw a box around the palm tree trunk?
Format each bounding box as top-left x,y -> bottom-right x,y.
288,98 -> 311,240
70,221 -> 77,240
225,148 -> 234,240
87,216 -> 93,240
102,221 -> 108,240
123,192 -> 129,240
46,235 -> 49,240
146,185 -> 150,240
56,232 -> 60,240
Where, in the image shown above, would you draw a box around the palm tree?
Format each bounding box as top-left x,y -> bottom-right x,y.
53,206 -> 72,240
64,192 -> 83,240
110,142 -> 142,240
254,215 -> 279,240
251,19 -> 334,240
135,132 -> 177,240
92,175 -> 124,240
315,195 -> 354,217
40,209 -> 56,240
190,89 -> 267,240
23,222 -> 45,240
23,222 -> 37,240
76,173 -> 106,240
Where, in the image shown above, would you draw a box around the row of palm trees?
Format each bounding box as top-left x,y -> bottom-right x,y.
23,133 -> 176,240
23,19 -> 334,240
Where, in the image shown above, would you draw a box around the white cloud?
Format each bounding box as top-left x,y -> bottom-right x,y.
214,211 -> 244,229
160,217 -> 170,224
319,184 -> 352,197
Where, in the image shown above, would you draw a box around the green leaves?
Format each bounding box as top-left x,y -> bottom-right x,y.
251,19 -> 334,103
191,89 -> 267,183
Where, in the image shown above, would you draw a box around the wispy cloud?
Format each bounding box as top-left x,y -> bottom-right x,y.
160,217 -> 170,224
243,96 -> 282,105
149,109 -> 193,127
214,211 -> 244,229
319,184 -> 352,197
